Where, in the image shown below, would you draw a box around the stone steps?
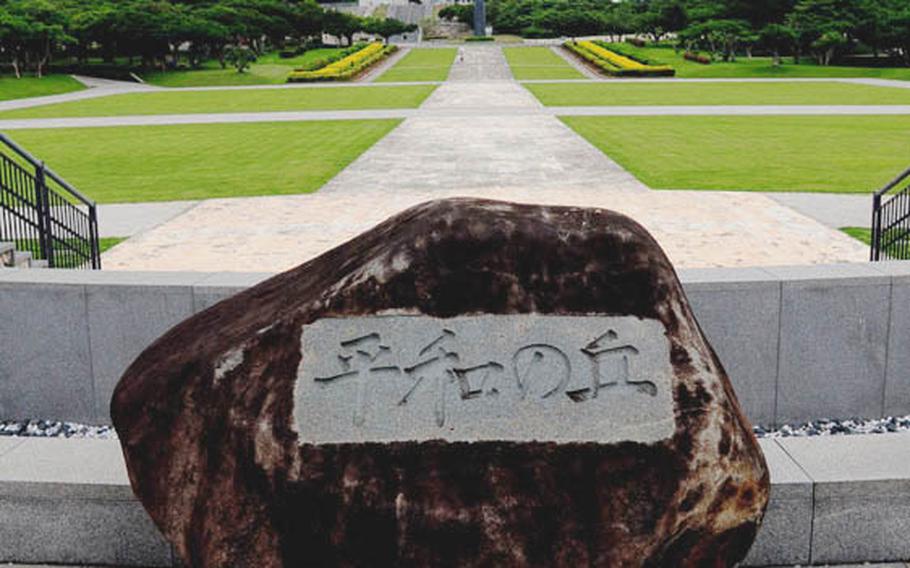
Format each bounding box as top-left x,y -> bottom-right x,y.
0,434 -> 907,566
0,242 -> 48,269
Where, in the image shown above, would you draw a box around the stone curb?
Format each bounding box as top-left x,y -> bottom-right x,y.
0,434 -> 907,566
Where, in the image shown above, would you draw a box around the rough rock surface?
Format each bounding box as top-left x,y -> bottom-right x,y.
112,198 -> 769,567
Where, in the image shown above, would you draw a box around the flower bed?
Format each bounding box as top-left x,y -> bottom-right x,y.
564,40 -> 675,77
594,41 -> 666,66
287,43 -> 397,82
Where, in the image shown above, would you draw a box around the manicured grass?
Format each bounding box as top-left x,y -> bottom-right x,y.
0,85 -> 436,119
841,227 -> 872,244
609,43 -> 910,80
375,48 -> 456,82
526,81 -> 910,106
503,47 -> 585,80
7,120 -> 401,203
842,226 -> 910,258
99,237 -> 126,253
142,48 -> 348,87
0,75 -> 85,101
561,115 -> 910,193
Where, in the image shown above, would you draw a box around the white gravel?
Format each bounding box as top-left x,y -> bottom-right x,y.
2,415 -> 910,440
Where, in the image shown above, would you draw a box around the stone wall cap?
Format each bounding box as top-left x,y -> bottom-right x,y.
763,263 -> 890,287
776,433 -> 910,483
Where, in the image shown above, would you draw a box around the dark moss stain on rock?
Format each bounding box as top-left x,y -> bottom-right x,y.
111,198 -> 768,568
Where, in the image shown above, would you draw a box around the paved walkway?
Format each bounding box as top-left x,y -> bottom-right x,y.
100,188 -> 866,272
447,44 -> 513,81
97,200 -> 199,237
764,192 -> 872,229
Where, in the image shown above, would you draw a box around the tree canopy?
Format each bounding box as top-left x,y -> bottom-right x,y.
0,0 -> 413,77
442,0 -> 910,65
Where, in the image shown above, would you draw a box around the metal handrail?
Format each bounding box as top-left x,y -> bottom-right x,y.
871,167 -> 910,262
0,132 -> 96,207
875,165 -> 910,197
0,133 -> 100,269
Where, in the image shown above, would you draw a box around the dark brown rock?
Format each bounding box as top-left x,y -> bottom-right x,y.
112,198 -> 769,568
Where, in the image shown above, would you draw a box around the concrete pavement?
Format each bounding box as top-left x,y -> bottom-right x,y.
764,192 -> 873,229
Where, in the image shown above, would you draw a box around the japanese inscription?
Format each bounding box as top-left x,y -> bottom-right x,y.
294,315 -> 675,444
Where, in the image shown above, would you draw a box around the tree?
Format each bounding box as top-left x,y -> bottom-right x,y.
787,0 -> 854,64
760,23 -> 796,65
224,44 -> 255,72
679,19 -> 751,61
322,9 -> 362,46
548,7 -> 603,40
363,17 -> 416,44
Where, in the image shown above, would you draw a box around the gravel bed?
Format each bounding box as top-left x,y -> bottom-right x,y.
2,415 -> 909,440
755,415 -> 910,438
0,419 -> 116,439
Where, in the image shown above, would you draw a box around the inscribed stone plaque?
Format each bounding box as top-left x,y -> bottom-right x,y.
293,315 -> 675,444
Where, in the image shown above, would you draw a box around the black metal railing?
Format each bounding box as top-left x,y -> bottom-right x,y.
0,133 -> 100,269
871,167 -> 910,262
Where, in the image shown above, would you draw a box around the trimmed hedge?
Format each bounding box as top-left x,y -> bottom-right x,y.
594,41 -> 665,66
564,41 -> 675,77
465,36 -> 494,42
287,43 -> 396,82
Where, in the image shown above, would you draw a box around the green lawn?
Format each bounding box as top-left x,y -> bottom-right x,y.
0,75 -> 85,101
608,43 -> 910,80
561,115 -> 910,193
841,227 -> 872,244
99,237 -> 126,253
503,47 -> 585,80
527,81 -> 910,106
375,48 -> 456,82
0,85 -> 436,119
7,120 -> 401,203
142,48 -> 348,87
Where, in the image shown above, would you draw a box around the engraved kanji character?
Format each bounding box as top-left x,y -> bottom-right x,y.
314,332 -> 400,426
398,329 -> 460,427
569,329 -> 656,402
512,344 -> 571,400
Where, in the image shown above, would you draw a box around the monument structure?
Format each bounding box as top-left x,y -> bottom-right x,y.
112,198 -> 769,567
474,0 -> 486,36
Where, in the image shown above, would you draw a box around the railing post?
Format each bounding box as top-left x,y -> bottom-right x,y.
89,204 -> 101,269
871,193 -> 882,262
34,162 -> 55,268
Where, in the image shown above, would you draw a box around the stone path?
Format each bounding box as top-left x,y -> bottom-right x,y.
96,200 -> 199,237
100,188 -> 867,272
764,192 -> 872,229
447,44 -> 514,81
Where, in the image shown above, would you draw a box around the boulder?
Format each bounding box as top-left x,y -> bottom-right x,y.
112,198 -> 769,567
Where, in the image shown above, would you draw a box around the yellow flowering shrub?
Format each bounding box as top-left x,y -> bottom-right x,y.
565,41 -> 675,77
288,43 -> 395,82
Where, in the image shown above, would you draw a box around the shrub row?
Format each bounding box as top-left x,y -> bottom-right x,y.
595,41 -> 665,66
564,40 -> 675,77
684,51 -> 711,65
287,42 -> 395,82
465,36 -> 494,42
